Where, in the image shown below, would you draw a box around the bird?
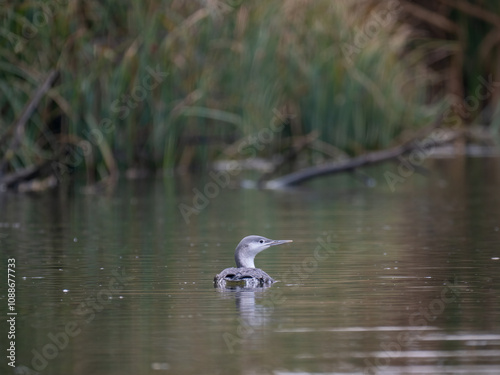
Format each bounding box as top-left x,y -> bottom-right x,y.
214,235 -> 293,287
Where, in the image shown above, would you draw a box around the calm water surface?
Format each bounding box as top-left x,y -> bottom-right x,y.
1,158 -> 500,375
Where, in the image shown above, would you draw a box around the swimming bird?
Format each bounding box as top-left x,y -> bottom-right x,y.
214,235 -> 293,287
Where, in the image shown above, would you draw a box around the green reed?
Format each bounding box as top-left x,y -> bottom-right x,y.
1,0 -> 496,183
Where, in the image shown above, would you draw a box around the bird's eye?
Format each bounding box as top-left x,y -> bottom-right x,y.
259,240 -> 264,243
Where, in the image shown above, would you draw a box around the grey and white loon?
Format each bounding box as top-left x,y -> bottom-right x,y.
214,235 -> 293,287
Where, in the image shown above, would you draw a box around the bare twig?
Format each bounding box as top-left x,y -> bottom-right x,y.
0,70 -> 59,172
402,1 -> 458,34
437,0 -> 500,28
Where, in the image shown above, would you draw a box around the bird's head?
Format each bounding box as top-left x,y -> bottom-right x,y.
235,235 -> 293,268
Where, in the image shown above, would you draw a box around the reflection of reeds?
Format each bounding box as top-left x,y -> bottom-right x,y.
0,1 -> 497,186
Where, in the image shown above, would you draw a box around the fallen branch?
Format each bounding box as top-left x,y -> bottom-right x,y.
263,119 -> 462,189
0,161 -> 51,189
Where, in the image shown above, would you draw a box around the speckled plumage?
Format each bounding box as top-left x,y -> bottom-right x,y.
213,235 -> 292,288
214,267 -> 275,288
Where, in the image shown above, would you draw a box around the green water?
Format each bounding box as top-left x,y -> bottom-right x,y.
1,157 -> 500,375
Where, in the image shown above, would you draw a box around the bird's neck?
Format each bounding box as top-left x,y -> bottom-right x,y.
235,251 -> 255,268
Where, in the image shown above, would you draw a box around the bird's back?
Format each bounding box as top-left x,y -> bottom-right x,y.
214,267 -> 275,288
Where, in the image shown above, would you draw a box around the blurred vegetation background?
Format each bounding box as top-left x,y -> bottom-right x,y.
0,0 -> 499,190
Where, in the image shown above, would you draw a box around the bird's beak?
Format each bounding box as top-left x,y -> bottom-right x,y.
269,239 -> 293,246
